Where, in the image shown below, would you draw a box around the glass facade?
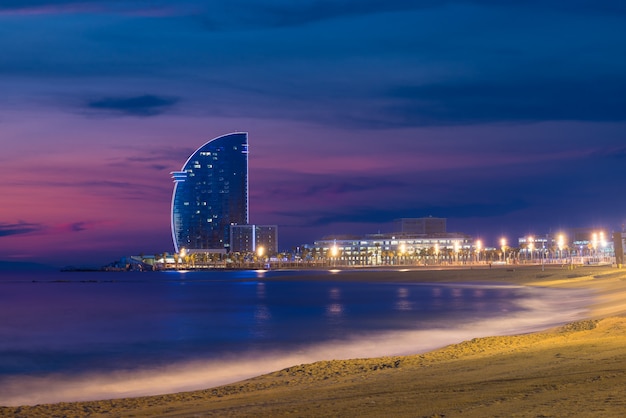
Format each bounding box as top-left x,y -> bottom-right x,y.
171,132 -> 248,253
230,224 -> 278,255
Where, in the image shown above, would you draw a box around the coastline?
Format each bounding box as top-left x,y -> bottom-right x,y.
2,265 -> 625,417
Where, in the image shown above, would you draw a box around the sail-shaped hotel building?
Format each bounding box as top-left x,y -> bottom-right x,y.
170,132 -> 249,254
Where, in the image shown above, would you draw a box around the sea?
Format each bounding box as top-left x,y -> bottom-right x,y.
0,268 -> 590,406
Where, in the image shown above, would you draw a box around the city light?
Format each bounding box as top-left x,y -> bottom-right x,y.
330,244 -> 339,267
399,243 -> 406,265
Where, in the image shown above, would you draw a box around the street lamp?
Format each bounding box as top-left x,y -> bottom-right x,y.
453,241 -> 460,264
591,232 -> 598,261
500,238 -> 507,263
528,236 -> 534,263
600,231 -> 607,261
541,237 -> 545,271
434,243 -> 440,265
475,240 -> 482,263
579,245 -> 583,260
399,243 -> 406,265
179,247 -> 187,268
331,244 -> 338,267
257,246 -> 265,268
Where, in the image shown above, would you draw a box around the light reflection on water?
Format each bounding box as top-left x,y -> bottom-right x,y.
325,287 -> 344,324
0,269 -> 591,406
395,287 -> 413,311
326,303 -> 344,316
256,281 -> 266,298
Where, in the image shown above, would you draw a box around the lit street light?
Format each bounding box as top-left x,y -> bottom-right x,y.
179,247 -> 187,268
500,238 -> 507,263
257,246 -> 265,268
331,244 -> 338,267
598,231 -> 606,262
541,236 -> 545,271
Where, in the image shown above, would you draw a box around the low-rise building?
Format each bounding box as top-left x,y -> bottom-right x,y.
306,217 -> 478,266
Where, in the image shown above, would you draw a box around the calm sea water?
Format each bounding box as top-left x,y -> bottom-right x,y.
0,269 -> 589,405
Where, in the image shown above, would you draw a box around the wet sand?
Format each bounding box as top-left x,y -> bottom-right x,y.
2,264 -> 626,417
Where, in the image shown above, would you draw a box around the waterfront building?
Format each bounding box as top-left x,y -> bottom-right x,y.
171,132 -> 248,254
311,232 -> 474,266
307,217 -> 477,266
230,225 -> 279,255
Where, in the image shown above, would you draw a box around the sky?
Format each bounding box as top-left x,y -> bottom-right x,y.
1,0 -> 625,267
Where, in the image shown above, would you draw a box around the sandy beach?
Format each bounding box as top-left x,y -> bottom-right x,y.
2,265 -> 626,417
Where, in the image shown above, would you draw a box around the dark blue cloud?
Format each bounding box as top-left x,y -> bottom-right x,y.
252,0 -> 626,27
2,0 -> 623,130
263,176 -> 406,200
236,0 -> 436,28
279,198 -> 528,227
380,77 -> 626,127
3,1 -> 624,23
0,221 -> 44,237
592,146 -> 626,160
69,222 -> 87,232
87,95 -> 179,117
115,149 -> 194,170
0,0 -> 178,14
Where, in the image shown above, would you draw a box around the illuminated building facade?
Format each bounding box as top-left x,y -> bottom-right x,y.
171,132 -> 248,253
311,233 -> 473,266
309,217 -> 475,265
230,225 -> 279,255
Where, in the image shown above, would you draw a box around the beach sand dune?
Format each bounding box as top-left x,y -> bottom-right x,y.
2,265 -> 626,417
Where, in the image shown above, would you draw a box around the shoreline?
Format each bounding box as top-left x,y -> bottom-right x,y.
2,265 -> 625,417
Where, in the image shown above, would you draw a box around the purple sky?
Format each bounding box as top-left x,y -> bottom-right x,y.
1,1 -> 625,267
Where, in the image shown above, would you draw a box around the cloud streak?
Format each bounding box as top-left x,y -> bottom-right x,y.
0,221 -> 105,238
86,95 -> 180,117
0,222 -> 44,237
384,78 -> 626,127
